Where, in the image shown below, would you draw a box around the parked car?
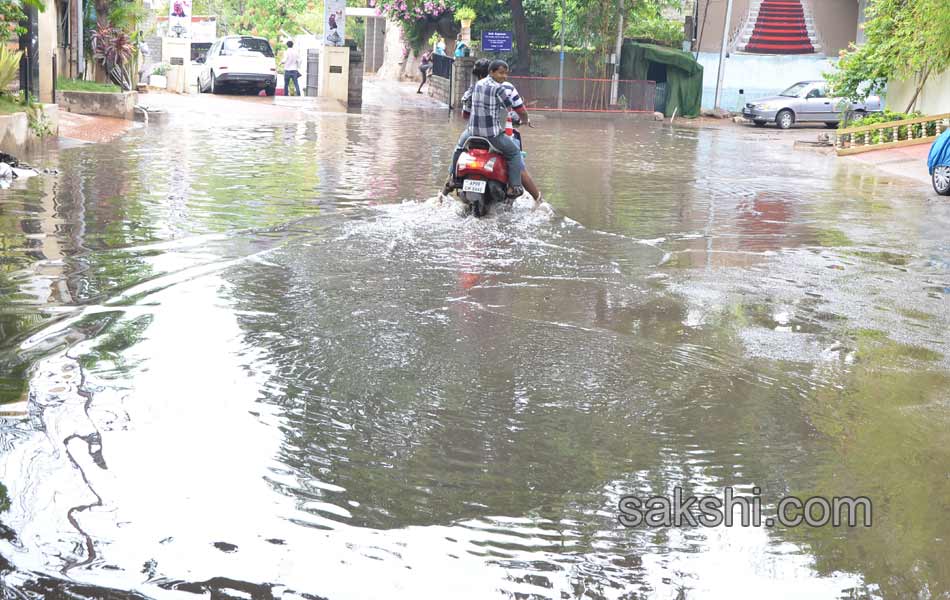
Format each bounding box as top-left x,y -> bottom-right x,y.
929,128 -> 950,196
742,81 -> 882,130
197,36 -> 277,96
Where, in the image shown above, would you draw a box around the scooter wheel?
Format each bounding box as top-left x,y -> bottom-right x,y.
471,194 -> 487,217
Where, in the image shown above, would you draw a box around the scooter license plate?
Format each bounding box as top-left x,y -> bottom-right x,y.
462,179 -> 487,194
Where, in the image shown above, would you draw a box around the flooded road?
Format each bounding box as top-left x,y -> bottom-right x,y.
1,88 -> 949,599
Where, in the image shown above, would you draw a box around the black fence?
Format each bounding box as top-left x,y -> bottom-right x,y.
431,54 -> 453,79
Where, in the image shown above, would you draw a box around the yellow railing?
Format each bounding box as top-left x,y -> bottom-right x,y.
834,112 -> 950,156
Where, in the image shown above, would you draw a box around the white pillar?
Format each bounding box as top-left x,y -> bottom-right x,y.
714,0 -> 734,110
557,0 -> 565,110
856,0 -> 868,45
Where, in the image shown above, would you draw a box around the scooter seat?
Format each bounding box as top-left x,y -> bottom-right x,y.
463,136 -> 503,155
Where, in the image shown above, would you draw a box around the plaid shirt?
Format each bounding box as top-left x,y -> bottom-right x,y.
462,81 -> 524,120
465,77 -> 515,138
501,82 -> 524,111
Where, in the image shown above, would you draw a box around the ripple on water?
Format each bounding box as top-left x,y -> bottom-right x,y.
2,103 -> 943,599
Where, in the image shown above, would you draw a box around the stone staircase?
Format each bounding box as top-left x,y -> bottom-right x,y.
738,0 -> 820,54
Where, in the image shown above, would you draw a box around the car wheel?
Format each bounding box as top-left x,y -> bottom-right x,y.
825,122 -> 838,129
264,84 -> 276,97
934,166 -> 950,196
776,109 -> 795,130
210,73 -> 220,94
197,77 -> 204,93
753,120 -> 766,127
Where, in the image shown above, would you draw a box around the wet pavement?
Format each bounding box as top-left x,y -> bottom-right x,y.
59,112 -> 138,145
841,142 -> 933,187
0,84 -> 949,599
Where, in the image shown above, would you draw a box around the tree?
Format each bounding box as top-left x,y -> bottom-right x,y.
541,0 -> 681,78
467,0 -> 545,73
625,0 -> 684,47
826,0 -> 950,112
0,0 -> 46,36
509,0 -> 529,72
236,0 -> 310,46
377,0 -> 458,51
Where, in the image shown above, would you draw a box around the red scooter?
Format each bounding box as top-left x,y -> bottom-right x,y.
449,113 -> 534,218
453,136 -> 513,218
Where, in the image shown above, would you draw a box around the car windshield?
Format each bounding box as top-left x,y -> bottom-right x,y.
222,37 -> 274,57
780,82 -> 810,97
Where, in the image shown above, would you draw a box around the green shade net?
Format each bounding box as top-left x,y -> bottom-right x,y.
621,41 -> 704,117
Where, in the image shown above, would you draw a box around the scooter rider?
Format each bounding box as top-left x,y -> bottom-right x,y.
444,60 -> 540,201
444,59 -> 491,194
446,60 -> 530,198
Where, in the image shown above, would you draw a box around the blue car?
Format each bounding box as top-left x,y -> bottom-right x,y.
929,128 -> 950,195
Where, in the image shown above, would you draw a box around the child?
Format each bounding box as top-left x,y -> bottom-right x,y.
417,51 -> 433,94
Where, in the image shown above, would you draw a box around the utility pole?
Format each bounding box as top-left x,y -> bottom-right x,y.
77,0 -> 85,77
19,3 -> 39,103
610,0 -> 624,106
714,0 -> 733,109
557,0 -> 565,110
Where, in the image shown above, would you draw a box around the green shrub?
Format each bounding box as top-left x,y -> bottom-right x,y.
26,103 -> 53,137
0,94 -> 26,115
0,45 -> 23,93
454,7 -> 476,22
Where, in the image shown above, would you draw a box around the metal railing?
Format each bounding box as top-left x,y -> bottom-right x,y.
507,76 -> 656,113
834,112 -> 950,156
729,0 -> 754,53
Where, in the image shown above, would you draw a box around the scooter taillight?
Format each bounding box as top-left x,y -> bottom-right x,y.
457,149 -> 508,183
459,151 -> 484,170
459,152 -> 496,172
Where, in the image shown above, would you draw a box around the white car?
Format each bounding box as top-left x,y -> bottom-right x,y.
197,35 -> 277,96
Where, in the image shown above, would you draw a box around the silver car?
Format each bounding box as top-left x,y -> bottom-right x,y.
742,81 -> 883,129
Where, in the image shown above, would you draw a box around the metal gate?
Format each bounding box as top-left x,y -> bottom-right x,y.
306,48 -> 320,96
431,54 -> 453,79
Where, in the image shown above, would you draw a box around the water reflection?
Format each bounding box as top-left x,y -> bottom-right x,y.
0,96 -> 948,598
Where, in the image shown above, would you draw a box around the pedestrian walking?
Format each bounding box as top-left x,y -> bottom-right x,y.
135,31 -> 151,85
417,50 -> 433,94
283,40 -> 302,96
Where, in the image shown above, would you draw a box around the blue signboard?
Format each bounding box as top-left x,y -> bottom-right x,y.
482,31 -> 513,53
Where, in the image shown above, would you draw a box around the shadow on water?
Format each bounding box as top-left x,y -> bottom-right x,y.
0,98 -> 949,598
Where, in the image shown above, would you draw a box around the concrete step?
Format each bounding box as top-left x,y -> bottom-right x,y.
739,42 -> 823,53
746,25 -> 816,33
741,30 -> 816,43
748,14 -> 815,24
748,11 -> 814,21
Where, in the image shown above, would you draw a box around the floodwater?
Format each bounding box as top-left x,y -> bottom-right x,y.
1,87 -> 949,599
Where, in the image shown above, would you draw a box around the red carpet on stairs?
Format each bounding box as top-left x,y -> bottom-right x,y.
746,0 -> 814,54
